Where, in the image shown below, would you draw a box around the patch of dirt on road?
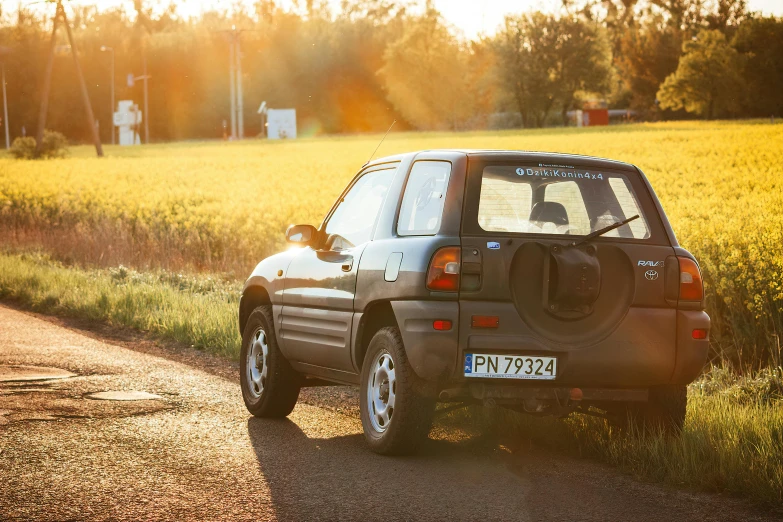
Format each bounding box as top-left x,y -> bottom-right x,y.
0,380 -> 172,425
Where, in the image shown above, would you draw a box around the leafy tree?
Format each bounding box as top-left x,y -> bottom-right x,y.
554,17 -> 613,125
494,12 -> 611,127
494,13 -> 561,128
378,6 -> 476,130
657,29 -> 744,118
732,16 -> 783,117
615,20 -> 683,116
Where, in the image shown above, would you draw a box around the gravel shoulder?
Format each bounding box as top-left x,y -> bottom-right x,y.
0,303 -> 779,521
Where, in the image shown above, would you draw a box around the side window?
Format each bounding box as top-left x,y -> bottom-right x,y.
325,168 -> 393,249
397,161 -> 451,236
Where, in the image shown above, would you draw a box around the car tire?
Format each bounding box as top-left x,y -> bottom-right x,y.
240,305 -> 301,418
360,327 -> 435,455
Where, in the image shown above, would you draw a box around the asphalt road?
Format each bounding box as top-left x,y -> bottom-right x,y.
0,304 -> 779,522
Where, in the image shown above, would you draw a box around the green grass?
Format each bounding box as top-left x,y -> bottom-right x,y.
461,386 -> 783,504
0,251 -> 781,505
0,252 -> 242,357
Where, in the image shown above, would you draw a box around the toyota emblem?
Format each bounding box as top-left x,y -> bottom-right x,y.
645,270 -> 659,281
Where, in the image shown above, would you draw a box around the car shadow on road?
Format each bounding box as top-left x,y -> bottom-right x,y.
245,416 -> 780,522
246,416 -> 534,521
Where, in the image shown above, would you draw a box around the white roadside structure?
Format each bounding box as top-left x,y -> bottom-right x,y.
113,100 -> 142,146
266,108 -> 297,139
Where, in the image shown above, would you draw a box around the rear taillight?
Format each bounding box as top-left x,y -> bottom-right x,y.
426,247 -> 460,291
678,257 -> 703,302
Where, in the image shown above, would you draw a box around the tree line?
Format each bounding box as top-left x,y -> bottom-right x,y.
0,0 -> 781,144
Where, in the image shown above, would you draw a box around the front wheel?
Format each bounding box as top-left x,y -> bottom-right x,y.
360,327 -> 435,455
240,305 -> 301,417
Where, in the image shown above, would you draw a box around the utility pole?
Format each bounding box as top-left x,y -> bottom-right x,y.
220,26 -> 245,140
236,31 -> 244,140
100,46 -> 115,145
143,55 -> 149,144
228,35 -> 237,140
36,1 -> 103,157
101,45 -> 116,145
1,63 -> 9,149
35,7 -> 59,155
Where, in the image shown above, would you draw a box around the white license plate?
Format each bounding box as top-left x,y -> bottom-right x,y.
464,353 -> 557,380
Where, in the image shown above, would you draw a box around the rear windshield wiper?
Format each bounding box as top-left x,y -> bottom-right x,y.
571,214 -> 640,246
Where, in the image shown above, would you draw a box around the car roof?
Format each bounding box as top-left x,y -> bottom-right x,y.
367,149 -> 637,172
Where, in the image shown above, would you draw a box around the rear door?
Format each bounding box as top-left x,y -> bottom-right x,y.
458,157 -> 677,386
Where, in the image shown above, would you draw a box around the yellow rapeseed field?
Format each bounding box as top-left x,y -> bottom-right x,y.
0,120 -> 781,363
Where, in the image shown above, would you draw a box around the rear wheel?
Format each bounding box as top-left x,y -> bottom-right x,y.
360,327 -> 435,455
240,305 -> 301,417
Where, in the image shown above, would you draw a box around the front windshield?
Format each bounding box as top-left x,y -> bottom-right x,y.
478,165 -> 650,239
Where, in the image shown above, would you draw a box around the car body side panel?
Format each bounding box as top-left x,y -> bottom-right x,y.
241,249 -> 301,345
672,310 -> 710,384
390,300 -> 460,382
242,249 -> 301,305
279,244 -> 369,372
278,306 -> 355,370
351,152 -> 468,373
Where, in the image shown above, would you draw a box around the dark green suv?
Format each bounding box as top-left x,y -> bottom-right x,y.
239,150 -> 710,454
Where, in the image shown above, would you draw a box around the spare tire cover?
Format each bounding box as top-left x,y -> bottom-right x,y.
509,242 -> 635,346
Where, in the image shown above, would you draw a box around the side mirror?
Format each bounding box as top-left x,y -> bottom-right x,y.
285,224 -> 318,247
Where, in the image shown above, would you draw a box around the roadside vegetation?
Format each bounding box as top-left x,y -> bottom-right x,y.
1,121 -> 781,367
1,251 -> 780,504
0,253 -> 241,357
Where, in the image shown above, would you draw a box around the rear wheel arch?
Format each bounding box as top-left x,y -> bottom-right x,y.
354,301 -> 399,372
240,285 -> 271,334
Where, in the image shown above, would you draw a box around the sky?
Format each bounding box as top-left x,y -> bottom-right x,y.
11,0 -> 783,39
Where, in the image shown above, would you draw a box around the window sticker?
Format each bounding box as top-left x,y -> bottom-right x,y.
515,167 -> 604,181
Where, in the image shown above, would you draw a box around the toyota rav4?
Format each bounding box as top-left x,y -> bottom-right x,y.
238,150 -> 710,455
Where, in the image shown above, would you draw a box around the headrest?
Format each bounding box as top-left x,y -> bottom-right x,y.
530,201 -> 569,226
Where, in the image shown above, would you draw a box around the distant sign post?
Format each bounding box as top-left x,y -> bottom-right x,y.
126,70 -> 151,143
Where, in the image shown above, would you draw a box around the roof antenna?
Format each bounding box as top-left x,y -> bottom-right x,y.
365,120 -> 396,166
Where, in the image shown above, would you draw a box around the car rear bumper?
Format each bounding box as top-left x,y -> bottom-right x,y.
672,310 -> 710,384
391,300 -> 709,388
390,300 -> 460,382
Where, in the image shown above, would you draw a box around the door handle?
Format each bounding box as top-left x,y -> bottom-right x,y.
341,258 -> 354,272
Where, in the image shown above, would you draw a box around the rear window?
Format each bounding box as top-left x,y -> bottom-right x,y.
477,165 -> 650,239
